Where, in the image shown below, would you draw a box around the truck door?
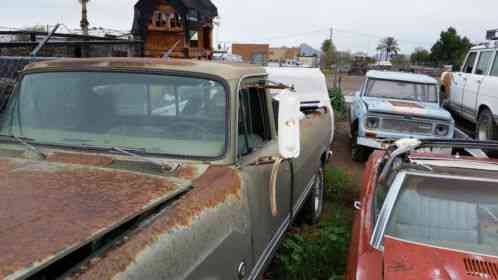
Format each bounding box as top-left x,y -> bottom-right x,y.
462,51 -> 494,120
237,82 -> 292,278
451,52 -> 477,114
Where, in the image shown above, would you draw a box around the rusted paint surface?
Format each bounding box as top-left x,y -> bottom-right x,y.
47,152 -> 114,167
0,158 -> 185,279
72,166 -> 241,280
24,57 -> 194,71
389,100 -> 424,109
175,165 -> 196,179
384,236 -> 498,280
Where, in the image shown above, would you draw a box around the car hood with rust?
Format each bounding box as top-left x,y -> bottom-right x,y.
0,155 -> 208,279
384,236 -> 498,279
362,97 -> 453,121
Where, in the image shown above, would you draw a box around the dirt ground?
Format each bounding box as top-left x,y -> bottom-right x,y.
329,121 -> 365,190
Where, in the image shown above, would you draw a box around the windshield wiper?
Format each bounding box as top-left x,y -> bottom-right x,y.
77,144 -> 180,174
0,134 -> 47,160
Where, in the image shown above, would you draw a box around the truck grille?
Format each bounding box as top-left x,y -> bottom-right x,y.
381,118 -> 433,135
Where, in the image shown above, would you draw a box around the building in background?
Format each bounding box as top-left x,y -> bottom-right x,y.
231,43 -> 269,65
132,0 -> 218,59
269,47 -> 300,63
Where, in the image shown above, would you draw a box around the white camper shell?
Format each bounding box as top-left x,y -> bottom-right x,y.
266,67 -> 335,144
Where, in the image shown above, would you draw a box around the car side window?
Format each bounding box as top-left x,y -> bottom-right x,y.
238,84 -> 272,157
373,182 -> 389,225
463,52 -> 477,74
490,51 -> 498,77
475,51 -> 494,75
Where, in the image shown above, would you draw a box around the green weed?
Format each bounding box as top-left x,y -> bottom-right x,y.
268,166 -> 355,280
329,88 -> 347,121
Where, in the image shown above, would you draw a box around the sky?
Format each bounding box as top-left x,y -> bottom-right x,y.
1,0 -> 497,55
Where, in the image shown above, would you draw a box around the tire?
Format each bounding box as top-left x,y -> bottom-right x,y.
476,108 -> 498,156
302,166 -> 325,225
351,129 -> 371,162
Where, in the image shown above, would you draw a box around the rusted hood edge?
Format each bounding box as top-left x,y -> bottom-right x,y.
6,183 -> 193,280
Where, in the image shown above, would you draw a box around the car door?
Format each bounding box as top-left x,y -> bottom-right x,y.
237,81 -> 292,278
450,51 -> 477,115
477,51 -> 498,118
462,50 -> 494,120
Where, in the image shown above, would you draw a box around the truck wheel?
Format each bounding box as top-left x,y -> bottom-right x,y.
351,130 -> 370,162
302,166 -> 324,225
477,109 -> 498,141
477,109 -> 498,156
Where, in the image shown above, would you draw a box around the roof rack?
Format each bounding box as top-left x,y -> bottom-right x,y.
487,29 -> 498,41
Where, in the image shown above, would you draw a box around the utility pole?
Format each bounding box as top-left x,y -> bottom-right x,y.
329,27 -> 333,42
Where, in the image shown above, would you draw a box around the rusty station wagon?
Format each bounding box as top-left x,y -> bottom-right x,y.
0,58 -> 333,280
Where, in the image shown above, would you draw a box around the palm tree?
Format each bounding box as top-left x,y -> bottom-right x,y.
377,37 -> 400,61
79,0 -> 91,35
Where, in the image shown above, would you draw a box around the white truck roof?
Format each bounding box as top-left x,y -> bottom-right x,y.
367,70 -> 437,84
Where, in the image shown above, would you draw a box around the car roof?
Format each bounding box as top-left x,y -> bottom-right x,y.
366,70 -> 437,84
23,57 -> 266,81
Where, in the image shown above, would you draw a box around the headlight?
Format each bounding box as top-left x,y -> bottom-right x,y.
435,124 -> 449,136
365,116 -> 380,129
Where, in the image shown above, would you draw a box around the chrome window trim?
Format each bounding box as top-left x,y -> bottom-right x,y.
370,171 -> 498,251
370,171 -> 407,251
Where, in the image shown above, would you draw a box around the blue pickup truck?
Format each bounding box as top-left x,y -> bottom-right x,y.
349,71 -> 455,161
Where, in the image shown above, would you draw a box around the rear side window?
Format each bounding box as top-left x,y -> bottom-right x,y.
463,52 -> 477,74
490,52 -> 498,77
475,51 -> 494,75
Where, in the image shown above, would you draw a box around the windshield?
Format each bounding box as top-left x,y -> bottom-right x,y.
0,72 -> 228,158
366,79 -> 438,103
385,175 -> 498,256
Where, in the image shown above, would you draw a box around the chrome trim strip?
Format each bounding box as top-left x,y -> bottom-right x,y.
370,172 -> 407,250
248,215 -> 290,280
385,235 -> 498,260
293,175 -> 316,217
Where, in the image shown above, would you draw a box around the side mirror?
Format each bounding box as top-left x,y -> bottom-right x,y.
276,92 -> 301,159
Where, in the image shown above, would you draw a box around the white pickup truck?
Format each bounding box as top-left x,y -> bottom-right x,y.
448,41 -> 498,141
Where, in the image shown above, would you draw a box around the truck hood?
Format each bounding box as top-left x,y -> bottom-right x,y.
0,156 -> 207,279
363,97 -> 453,121
384,236 -> 498,280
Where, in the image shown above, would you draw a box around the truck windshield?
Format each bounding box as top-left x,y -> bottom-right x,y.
366,79 -> 438,103
385,175 -> 498,256
0,72 -> 228,158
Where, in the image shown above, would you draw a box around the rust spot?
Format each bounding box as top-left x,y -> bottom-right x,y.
389,101 -> 424,109
175,165 -> 196,180
25,58 -> 195,72
72,166 -> 240,280
0,159 -> 178,279
47,152 -> 113,167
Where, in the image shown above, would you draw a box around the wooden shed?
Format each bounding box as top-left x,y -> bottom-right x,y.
132,0 -> 217,59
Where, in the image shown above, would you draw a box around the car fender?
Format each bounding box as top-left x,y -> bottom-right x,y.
72,167 -> 253,280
